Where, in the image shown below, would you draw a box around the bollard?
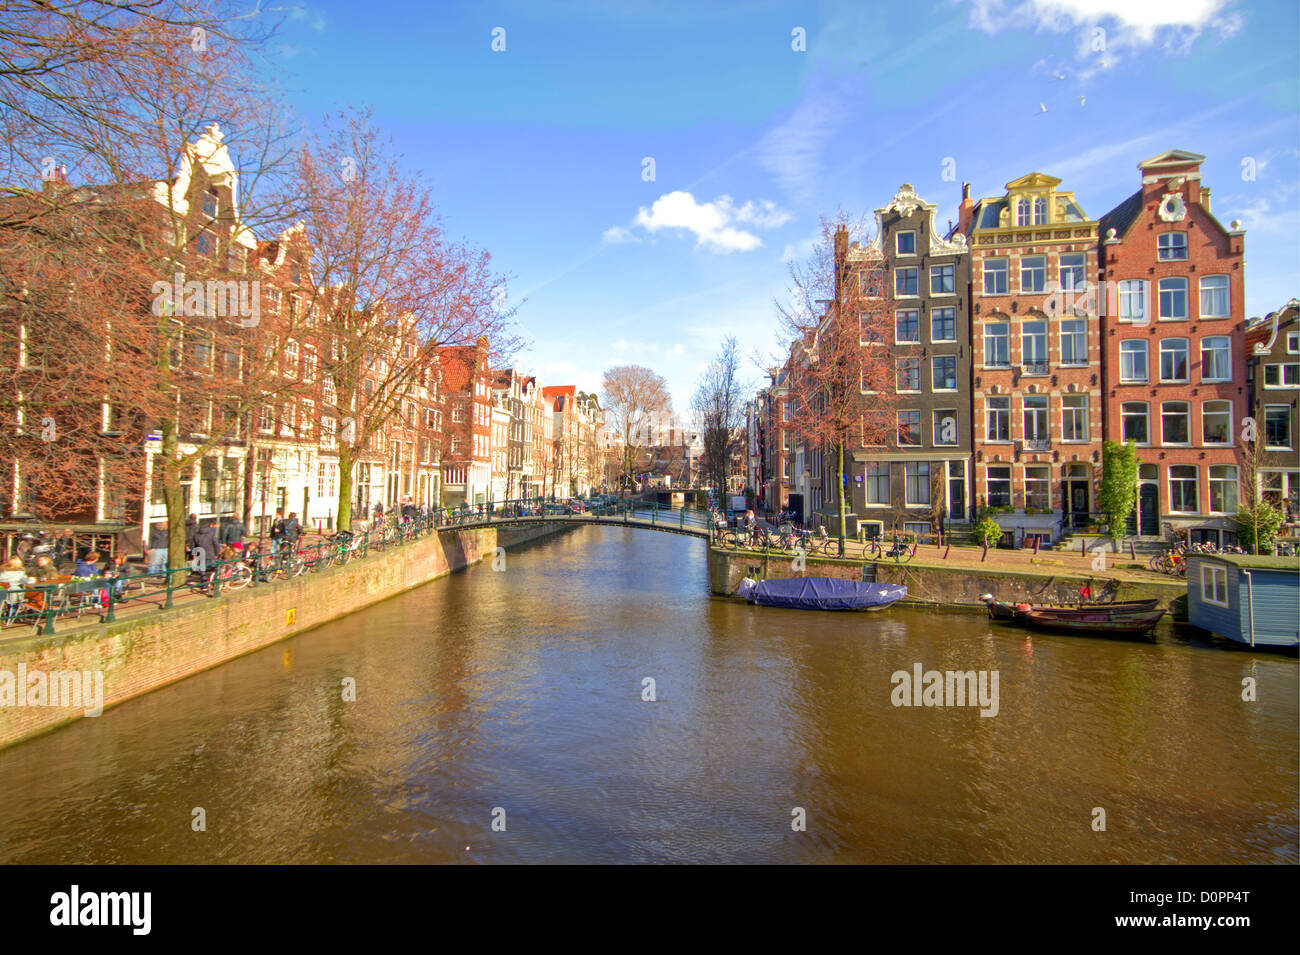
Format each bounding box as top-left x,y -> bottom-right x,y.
1033,535 -> 1040,556
1129,540 -> 1136,560
981,542 -> 989,562
943,544 -> 951,560
1080,537 -> 1086,556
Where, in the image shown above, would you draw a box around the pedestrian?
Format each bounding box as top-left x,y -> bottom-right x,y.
106,554 -> 131,600
283,512 -> 302,546
0,557 -> 29,606
373,501 -> 384,524
185,513 -> 199,555
146,521 -> 169,577
269,510 -> 286,556
221,513 -> 246,550
75,550 -> 103,578
193,521 -> 220,568
33,555 -> 57,582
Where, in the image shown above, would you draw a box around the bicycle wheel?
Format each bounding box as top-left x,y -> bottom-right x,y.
895,543 -> 915,564
225,564 -> 253,590
1148,554 -> 1163,572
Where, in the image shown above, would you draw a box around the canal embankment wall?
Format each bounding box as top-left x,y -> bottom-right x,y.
708,546 -> 1187,608
0,524 -> 565,750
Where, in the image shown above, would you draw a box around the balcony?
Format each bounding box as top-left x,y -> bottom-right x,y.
1025,437 -> 1051,452
1020,361 -> 1050,377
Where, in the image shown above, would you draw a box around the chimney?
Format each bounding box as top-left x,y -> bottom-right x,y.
41,163 -> 70,198
957,182 -> 974,236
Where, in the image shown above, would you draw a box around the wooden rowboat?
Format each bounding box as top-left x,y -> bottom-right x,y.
1022,605 -> 1166,635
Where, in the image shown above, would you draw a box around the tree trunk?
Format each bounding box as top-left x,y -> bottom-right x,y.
160,421 -> 186,580
836,442 -> 847,557
336,447 -> 355,530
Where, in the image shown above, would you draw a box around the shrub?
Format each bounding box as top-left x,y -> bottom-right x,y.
973,513 -> 1002,547
1236,499 -> 1285,554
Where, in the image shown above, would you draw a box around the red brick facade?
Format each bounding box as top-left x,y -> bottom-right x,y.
1098,150 -> 1247,542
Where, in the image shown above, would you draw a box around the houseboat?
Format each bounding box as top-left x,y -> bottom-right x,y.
1185,553 -> 1300,647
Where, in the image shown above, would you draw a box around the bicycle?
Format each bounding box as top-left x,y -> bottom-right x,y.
318,531 -> 363,568
869,533 -> 915,563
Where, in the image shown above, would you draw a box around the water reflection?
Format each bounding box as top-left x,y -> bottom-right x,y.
0,526 -> 1294,864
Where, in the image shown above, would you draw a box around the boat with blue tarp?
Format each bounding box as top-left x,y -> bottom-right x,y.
736,576 -> 906,611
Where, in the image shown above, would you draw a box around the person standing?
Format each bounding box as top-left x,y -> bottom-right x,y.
193,520 -> 220,570
185,513 -> 199,556
146,521 -> 169,577
221,513 -> 246,550
283,512 -> 302,549
269,510 -> 286,557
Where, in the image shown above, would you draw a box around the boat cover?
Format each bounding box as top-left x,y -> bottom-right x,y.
745,576 -> 907,611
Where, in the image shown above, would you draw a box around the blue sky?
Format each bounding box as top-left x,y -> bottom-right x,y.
272,0 -> 1299,413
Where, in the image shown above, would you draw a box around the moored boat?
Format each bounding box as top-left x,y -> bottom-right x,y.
1022,604 -> 1166,635
979,594 -> 1164,634
737,576 -> 906,611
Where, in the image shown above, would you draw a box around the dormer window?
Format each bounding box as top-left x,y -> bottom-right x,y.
202,189 -> 218,219
1016,199 -> 1031,226
1033,197 -> 1047,224
896,231 -> 916,255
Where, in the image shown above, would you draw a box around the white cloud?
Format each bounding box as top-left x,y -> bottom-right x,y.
606,191 -> 790,253
601,225 -> 639,244
969,0 -> 1243,67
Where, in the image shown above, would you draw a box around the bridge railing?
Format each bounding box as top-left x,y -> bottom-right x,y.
431,497 -> 716,535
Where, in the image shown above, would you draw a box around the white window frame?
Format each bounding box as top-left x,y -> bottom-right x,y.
1202,400 -> 1232,446
1020,255 -> 1047,294
1157,232 -> 1187,261
1158,277 -> 1188,321
1201,563 -> 1229,607
895,231 -> 916,256
1160,338 -> 1189,383
1161,401 -> 1191,446
983,259 -> 1008,296
1117,279 -> 1147,323
1121,401 -> 1149,445
1200,336 -> 1231,382
1199,275 -> 1229,318
1119,339 -> 1148,383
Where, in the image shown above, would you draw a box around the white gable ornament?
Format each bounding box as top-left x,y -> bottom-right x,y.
1157,193 -> 1186,222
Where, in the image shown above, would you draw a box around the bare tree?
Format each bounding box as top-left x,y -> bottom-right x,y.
290,109 -> 519,528
691,335 -> 746,502
601,364 -> 671,497
773,213 -> 895,556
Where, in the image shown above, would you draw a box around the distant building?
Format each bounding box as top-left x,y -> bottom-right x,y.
1245,299 -> 1299,521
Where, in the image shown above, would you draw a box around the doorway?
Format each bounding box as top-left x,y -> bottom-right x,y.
1063,463 -> 1090,528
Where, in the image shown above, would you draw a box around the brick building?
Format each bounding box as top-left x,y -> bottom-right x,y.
958,172 -> 1103,545
1098,150 -> 1247,544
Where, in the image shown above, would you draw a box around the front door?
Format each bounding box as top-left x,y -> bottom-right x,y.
1139,483 -> 1159,536
1068,482 -> 1089,526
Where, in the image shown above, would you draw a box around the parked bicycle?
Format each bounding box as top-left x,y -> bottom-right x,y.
868,532 -> 915,564
318,530 -> 363,568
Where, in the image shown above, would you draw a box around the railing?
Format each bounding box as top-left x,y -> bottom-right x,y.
0,498 -> 720,637
1020,361 -> 1050,376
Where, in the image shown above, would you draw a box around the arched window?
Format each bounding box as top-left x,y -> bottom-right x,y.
1033,197 -> 1048,224
1016,199 -> 1031,226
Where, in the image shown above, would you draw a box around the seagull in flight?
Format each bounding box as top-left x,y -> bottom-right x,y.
1038,103 -> 1048,114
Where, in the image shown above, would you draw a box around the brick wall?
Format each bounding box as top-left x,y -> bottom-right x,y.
0,524 -> 564,750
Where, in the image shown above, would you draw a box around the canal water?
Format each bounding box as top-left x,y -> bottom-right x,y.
0,526 -> 1294,864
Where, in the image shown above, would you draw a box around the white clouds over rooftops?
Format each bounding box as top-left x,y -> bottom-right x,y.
604,191 -> 792,253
